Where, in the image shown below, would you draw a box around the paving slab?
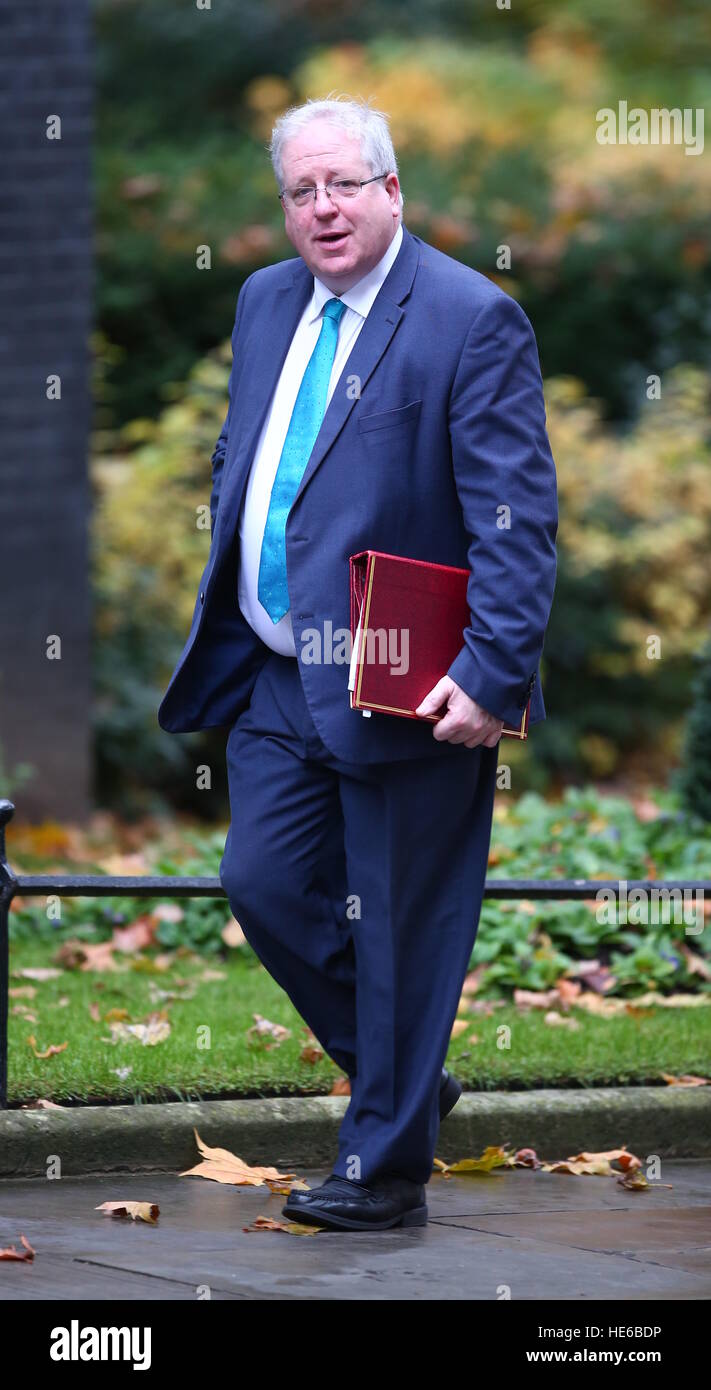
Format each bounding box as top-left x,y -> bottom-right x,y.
1,1162 -> 709,1301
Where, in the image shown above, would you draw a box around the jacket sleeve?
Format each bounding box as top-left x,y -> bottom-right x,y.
209,272 -> 254,539
446,291 -> 558,719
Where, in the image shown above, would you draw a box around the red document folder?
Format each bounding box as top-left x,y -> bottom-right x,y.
348,550 -> 530,739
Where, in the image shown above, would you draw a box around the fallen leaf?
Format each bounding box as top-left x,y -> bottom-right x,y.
246,1014 -> 291,1045
199,969 -> 227,982
9,985 -> 37,999
660,1072 -> 710,1086
514,988 -> 559,1010
449,1019 -> 469,1038
243,1215 -> 324,1235
222,918 -> 247,948
13,968 -> 63,982
26,1035 -> 68,1059
680,946 -> 711,982
513,1148 -> 541,1168
110,916 -> 157,953
103,1013 -> 171,1046
0,1234 -> 35,1261
20,1098 -> 63,1110
434,1146 -> 513,1176
544,1010 -> 581,1030
330,1076 -> 350,1096
179,1128 -> 298,1187
300,1045 -> 324,1064
151,903 -> 184,924
96,1201 -> 159,1224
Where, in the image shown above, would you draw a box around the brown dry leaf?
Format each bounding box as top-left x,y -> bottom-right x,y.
103,1013 -> 171,1046
104,1007 -> 131,1023
555,978 -> 582,1006
0,1234 -> 36,1262
13,968 -> 63,982
243,1215 -> 325,1235
222,918 -> 247,948
26,1035 -> 68,1059
151,903 -> 184,924
513,1148 -> 541,1168
110,916 -> 157,953
636,992 -> 711,1009
543,1146 -> 641,1177
54,940 -> 118,973
330,1076 -> 351,1096
434,1146 -> 513,1177
469,999 -> 505,1016
152,952 -> 178,971
680,945 -> 711,981
617,1170 -> 651,1191
89,1002 -> 101,1023
199,969 -> 227,982
96,1201 -> 159,1224
9,985 -> 37,999
300,1045 -> 324,1064
544,1010 -> 581,1030
449,1019 -> 469,1038
461,968 -> 484,996
179,1127 -> 297,1187
12,1006 -> 37,1021
660,1072 -> 710,1086
54,996 -> 70,1008
246,1014 -> 291,1045
20,1098 -> 63,1110
573,992 -> 628,1018
264,1179 -> 311,1196
514,988 -> 559,1010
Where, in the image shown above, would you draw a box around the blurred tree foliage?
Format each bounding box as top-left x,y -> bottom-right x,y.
91,0 -> 711,812
95,0 -> 711,425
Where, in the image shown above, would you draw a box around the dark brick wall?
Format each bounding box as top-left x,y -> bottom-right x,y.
0,3 -> 92,821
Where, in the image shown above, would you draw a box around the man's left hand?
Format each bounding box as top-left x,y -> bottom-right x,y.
415,677 -> 504,748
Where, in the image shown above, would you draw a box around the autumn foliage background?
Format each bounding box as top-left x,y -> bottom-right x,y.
86,0 -> 711,817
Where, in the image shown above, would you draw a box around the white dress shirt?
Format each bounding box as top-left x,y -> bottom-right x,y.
237,222 -> 404,656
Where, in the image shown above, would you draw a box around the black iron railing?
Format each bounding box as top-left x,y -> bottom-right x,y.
1,796 -> 709,1109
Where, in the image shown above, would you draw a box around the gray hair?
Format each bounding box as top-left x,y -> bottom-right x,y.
269,96 -> 404,213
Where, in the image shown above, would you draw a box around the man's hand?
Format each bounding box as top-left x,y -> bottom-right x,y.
415,677 -> 504,748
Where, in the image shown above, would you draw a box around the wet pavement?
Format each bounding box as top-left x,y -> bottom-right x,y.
1,1161 -> 710,1300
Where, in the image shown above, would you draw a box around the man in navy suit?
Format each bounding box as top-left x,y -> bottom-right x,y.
158,97 -> 557,1230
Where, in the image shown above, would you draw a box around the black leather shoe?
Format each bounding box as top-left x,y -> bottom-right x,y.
439,1066 -> 462,1119
282,1173 -> 428,1231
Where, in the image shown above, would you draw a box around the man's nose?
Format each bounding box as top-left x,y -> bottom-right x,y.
313,187 -> 337,213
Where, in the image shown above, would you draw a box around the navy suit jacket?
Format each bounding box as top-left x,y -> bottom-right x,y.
157,222 -> 558,763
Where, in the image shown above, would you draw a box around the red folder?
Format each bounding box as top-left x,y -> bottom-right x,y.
348,550 -> 530,739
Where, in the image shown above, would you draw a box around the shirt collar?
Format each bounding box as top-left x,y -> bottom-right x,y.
308,223 -> 404,324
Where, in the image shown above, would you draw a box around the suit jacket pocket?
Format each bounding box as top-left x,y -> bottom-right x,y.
357,399 -> 423,433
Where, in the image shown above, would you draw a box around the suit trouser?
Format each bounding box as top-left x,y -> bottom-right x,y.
218,650 -> 499,1186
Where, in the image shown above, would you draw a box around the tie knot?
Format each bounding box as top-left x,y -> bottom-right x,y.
322,297 -> 346,324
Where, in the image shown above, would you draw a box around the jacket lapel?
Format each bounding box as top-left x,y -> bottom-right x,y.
216,223 -> 421,541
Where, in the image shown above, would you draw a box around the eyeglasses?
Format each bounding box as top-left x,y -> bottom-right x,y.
278,172 -> 390,210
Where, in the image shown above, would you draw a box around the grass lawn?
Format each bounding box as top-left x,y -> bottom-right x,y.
7,941 -> 710,1106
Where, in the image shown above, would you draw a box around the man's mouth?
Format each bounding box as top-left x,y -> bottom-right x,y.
315,230 -> 350,249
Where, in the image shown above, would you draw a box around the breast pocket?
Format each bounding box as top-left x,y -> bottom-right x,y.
357,399 -> 423,435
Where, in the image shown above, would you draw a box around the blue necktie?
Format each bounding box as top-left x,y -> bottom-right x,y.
258,296 -> 346,623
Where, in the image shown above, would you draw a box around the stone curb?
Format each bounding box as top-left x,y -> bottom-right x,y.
1,1087 -> 710,1179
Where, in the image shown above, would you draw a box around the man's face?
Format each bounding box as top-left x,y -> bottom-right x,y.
279,121 -> 401,292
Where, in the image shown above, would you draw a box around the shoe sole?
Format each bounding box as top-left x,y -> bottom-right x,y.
439,1071 -> 462,1120
282,1204 -> 428,1231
